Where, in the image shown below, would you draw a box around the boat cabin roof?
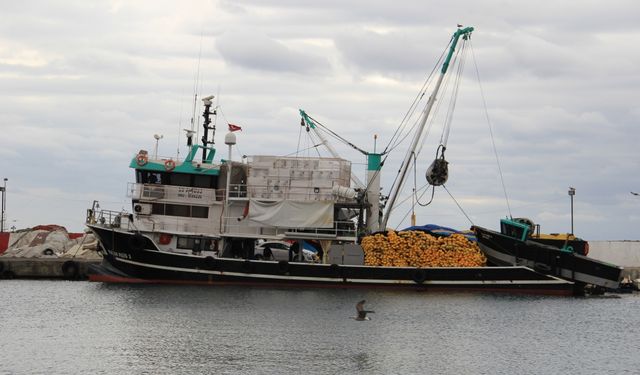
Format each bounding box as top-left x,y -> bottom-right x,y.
130,145 -> 220,176
500,219 -> 531,241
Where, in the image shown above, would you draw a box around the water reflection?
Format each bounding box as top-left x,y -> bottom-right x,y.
352,352 -> 372,371
1,281 -> 639,374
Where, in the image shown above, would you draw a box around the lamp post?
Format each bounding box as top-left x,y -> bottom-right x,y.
568,187 -> 575,235
153,134 -> 163,159
0,178 -> 7,232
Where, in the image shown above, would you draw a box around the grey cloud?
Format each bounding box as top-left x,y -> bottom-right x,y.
0,1 -> 639,239
334,29 -> 443,78
215,30 -> 330,74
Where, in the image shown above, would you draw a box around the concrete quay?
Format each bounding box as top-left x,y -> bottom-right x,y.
0,257 -> 101,280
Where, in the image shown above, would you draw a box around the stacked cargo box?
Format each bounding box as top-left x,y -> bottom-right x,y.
247,156 -> 352,201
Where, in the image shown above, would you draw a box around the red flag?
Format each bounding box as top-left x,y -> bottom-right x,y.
228,123 -> 242,132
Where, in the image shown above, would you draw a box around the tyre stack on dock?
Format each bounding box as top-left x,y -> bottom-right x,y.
361,230 -> 486,267
0,225 -> 101,280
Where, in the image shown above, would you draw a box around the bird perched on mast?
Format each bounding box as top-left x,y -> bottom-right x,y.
351,300 -> 375,321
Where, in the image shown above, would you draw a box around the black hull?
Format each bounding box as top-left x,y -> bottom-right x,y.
532,237 -> 588,255
88,225 -> 575,295
472,225 -> 623,289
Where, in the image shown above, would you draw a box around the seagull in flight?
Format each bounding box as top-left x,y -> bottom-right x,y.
351,300 -> 375,321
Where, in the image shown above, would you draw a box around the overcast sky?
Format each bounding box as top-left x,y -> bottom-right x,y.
0,1 -> 638,239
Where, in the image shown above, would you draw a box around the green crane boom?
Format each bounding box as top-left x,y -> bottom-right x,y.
381,26 -> 474,229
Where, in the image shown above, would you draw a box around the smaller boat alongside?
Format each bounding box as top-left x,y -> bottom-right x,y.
472,218 -> 623,291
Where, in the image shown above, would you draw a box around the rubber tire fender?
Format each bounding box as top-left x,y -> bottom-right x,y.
62,260 -> 79,280
277,260 -> 290,274
412,269 -> 427,284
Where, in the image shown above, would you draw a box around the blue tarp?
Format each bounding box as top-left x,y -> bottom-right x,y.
300,240 -> 321,253
401,224 -> 477,242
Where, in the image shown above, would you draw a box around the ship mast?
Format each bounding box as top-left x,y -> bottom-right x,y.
381,26 -> 474,229
201,95 -> 215,162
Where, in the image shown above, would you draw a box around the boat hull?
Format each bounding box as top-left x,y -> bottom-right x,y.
88,225 -> 575,295
473,225 -> 623,289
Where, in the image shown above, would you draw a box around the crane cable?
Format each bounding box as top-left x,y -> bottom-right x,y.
376,42 -> 451,205
440,40 -> 468,149
443,185 -> 474,226
382,44 -> 450,155
385,44 -> 460,210
410,39 -> 469,208
470,40 -> 512,218
404,38 -> 510,229
401,38 -> 475,228
300,39 -> 452,211
304,114 -> 368,155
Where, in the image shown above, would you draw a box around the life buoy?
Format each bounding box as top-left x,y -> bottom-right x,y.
62,260 -> 79,280
412,269 -> 427,284
164,159 -> 176,171
583,242 -> 589,256
129,234 -> 146,252
277,260 -> 290,274
136,153 -> 148,166
242,202 -> 249,219
159,233 -> 172,245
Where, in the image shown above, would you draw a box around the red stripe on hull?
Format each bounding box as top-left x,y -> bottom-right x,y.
88,274 -> 572,296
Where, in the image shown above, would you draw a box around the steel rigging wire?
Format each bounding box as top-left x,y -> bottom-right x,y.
298,41 -> 452,207
411,40 -> 468,207
328,35 -> 471,228
296,33 -> 485,229
403,39 -> 512,228
470,40 -> 513,218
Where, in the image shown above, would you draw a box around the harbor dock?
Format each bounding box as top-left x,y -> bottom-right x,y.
0,225 -> 101,280
0,257 -> 101,280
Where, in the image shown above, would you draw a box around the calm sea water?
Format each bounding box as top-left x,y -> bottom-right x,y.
1,280 -> 638,375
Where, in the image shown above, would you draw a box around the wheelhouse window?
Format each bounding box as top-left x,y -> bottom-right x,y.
194,175 -> 214,188
191,206 -> 209,218
177,236 -> 214,251
152,203 -> 165,215
165,204 -> 190,217
171,173 -> 191,187
137,171 -> 164,184
500,221 -> 528,240
136,170 -> 217,189
149,203 -> 209,219
177,236 -> 196,249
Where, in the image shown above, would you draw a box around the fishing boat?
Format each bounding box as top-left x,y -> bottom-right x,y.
472,219 -> 623,290
86,26 -> 583,295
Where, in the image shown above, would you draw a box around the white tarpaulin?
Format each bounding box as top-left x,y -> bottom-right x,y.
248,200 -> 334,228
